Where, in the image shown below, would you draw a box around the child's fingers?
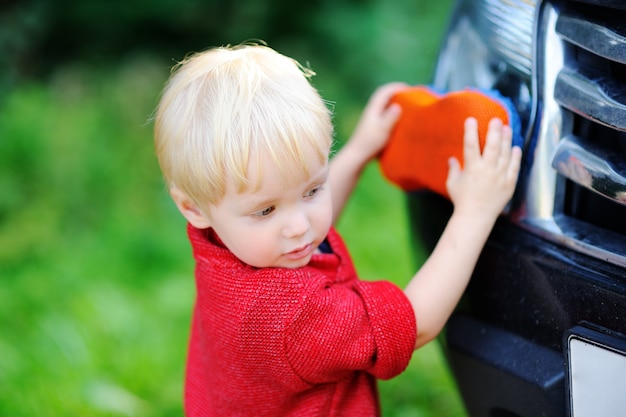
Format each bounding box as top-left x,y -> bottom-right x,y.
497,125 -> 513,168
369,82 -> 409,111
463,117 -> 480,165
446,156 -> 461,191
507,146 -> 523,184
382,103 -> 402,129
481,118 -> 505,164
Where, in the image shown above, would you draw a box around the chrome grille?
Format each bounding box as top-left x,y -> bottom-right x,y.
552,2 -> 626,206
516,0 -> 626,267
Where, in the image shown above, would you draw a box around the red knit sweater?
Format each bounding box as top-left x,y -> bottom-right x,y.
184,225 -> 416,416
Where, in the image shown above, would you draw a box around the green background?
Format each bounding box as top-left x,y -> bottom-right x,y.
0,0 -> 467,415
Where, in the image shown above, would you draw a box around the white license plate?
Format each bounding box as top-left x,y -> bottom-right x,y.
567,326 -> 626,417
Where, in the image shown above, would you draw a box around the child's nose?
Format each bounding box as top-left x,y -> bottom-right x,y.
283,210 -> 310,238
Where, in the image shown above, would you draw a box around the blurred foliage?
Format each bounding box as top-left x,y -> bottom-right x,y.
0,0 -> 466,416
0,59 -> 191,416
2,0 -> 448,97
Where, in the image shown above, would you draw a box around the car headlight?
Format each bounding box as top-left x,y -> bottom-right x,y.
434,0 -> 536,134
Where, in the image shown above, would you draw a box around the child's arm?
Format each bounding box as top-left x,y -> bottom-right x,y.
405,117 -> 522,349
329,82 -> 406,224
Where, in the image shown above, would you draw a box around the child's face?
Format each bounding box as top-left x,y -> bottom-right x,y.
207,153 -> 333,269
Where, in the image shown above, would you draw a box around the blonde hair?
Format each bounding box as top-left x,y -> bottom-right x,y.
153,43 -> 334,207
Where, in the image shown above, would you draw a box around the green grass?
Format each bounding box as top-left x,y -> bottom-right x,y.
0,58 -> 193,417
0,1 -> 467,416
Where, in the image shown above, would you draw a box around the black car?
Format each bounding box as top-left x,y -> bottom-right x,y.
409,1 -> 626,416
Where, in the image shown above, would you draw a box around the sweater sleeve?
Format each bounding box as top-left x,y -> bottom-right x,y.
353,280 -> 417,380
285,278 -> 416,384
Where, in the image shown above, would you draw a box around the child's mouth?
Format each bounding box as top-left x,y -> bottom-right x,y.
285,243 -> 314,260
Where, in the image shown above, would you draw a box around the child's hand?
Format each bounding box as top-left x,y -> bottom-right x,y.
406,118 -> 522,348
345,82 -> 407,163
329,82 -> 407,223
446,117 -> 522,220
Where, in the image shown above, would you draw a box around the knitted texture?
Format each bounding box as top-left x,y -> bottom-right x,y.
184,225 -> 417,417
379,86 -> 522,198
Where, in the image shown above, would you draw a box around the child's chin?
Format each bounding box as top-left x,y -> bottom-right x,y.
278,255 -> 313,269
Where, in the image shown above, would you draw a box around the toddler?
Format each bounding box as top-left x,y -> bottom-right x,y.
153,43 -> 521,417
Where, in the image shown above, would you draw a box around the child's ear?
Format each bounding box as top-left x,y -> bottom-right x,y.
170,187 -> 212,229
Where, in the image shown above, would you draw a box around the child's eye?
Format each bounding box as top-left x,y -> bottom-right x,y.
305,186 -> 322,198
254,206 -> 275,217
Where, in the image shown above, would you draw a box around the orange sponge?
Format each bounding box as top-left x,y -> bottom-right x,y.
379,86 -> 522,199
